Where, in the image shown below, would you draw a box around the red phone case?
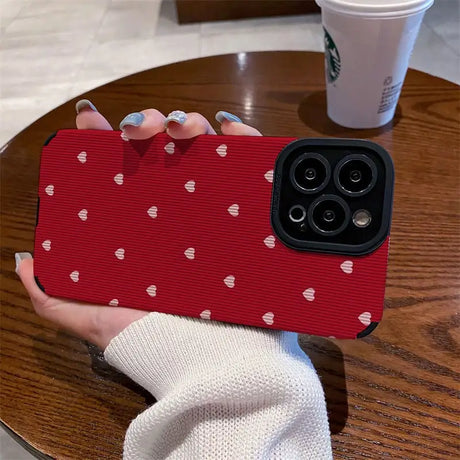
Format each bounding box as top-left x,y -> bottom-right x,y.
34,130 -> 391,339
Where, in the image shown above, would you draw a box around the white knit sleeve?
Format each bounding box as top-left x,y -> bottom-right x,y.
104,312 -> 332,460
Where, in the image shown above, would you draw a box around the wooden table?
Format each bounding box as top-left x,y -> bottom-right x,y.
1,52 -> 459,459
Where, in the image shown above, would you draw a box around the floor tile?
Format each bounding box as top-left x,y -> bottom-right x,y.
1,33 -> 93,97
410,22 -> 460,84
423,0 -> 460,55
3,0 -> 108,37
76,33 -> 201,82
0,427 -> 35,460
201,23 -> 324,57
96,0 -> 162,42
0,0 -> 27,32
200,12 -> 321,34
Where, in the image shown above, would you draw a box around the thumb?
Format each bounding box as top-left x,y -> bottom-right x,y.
15,253 -> 49,307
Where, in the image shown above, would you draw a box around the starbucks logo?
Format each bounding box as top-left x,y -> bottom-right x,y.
324,28 -> 341,83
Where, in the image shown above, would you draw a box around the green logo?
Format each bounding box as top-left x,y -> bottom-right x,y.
324,28 -> 341,83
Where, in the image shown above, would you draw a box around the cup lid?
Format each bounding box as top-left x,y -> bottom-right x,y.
315,0 -> 434,18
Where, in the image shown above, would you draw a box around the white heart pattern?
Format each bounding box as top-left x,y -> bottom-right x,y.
45,185 -> 54,196
228,204 -> 239,217
359,312 -> 372,326
264,170 -> 273,183
200,309 -> 211,320
109,299 -> 119,306
164,142 -> 175,154
303,287 -> 315,301
114,173 -> 124,185
148,206 -> 158,219
341,260 -> 353,274
264,235 -> 275,249
77,151 -> 87,163
70,271 -> 79,282
224,275 -> 235,288
185,180 -> 195,192
184,247 -> 195,260
146,285 -> 157,297
115,248 -> 125,260
78,209 -> 88,221
42,240 -> 51,251
262,312 -> 274,325
216,144 -> 227,157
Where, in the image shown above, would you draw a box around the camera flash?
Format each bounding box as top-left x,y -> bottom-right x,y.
353,209 -> 372,228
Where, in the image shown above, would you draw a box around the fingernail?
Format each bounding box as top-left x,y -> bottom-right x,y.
119,112 -> 145,130
165,110 -> 187,127
215,111 -> 242,124
76,99 -> 98,114
15,252 -> 32,275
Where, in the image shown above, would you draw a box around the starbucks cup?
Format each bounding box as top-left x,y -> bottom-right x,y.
315,0 -> 433,129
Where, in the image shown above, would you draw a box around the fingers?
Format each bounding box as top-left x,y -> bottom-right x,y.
220,120 -> 262,136
215,110 -> 262,136
75,102 -> 262,139
119,109 -> 166,140
165,111 -> 217,139
163,110 -> 262,138
119,109 -> 260,140
75,100 -> 113,130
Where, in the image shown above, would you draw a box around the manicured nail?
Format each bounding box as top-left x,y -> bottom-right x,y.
165,110 -> 187,127
75,99 -> 97,114
15,252 -> 32,275
119,112 -> 145,129
215,111 -> 242,124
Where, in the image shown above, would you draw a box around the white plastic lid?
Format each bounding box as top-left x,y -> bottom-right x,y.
315,0 -> 434,18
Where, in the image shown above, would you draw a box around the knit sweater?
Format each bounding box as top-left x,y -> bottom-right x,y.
104,313 -> 333,459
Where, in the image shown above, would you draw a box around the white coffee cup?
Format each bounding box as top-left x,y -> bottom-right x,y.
315,0 -> 434,129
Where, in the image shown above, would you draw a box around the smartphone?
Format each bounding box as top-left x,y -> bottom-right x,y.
34,130 -> 393,339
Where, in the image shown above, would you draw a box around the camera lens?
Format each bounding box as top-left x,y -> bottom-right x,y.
289,205 -> 306,223
334,154 -> 377,197
323,210 -> 335,222
290,153 -> 331,194
307,194 -> 350,236
350,170 -> 361,183
305,168 -> 316,181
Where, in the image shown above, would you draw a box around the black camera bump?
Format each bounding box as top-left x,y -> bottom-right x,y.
270,138 -> 394,256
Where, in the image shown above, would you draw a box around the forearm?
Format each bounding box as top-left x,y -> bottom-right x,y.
104,313 -> 332,459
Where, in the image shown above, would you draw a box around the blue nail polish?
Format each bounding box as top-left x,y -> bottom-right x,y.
165,110 -> 187,127
15,252 -> 32,275
215,111 -> 242,124
119,112 -> 145,129
75,99 -> 97,114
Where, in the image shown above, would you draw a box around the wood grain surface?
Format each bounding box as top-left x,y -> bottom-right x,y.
1,52 -> 459,459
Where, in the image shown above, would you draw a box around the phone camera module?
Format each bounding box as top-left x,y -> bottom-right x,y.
335,154 -> 377,197
290,152 -> 331,194
308,195 -> 350,236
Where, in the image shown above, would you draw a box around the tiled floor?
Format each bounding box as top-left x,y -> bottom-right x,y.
0,0 -> 459,458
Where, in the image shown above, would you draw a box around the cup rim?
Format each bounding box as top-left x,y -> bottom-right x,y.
315,0 -> 434,18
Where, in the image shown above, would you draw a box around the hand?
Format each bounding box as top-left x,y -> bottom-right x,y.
16,101 -> 262,350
